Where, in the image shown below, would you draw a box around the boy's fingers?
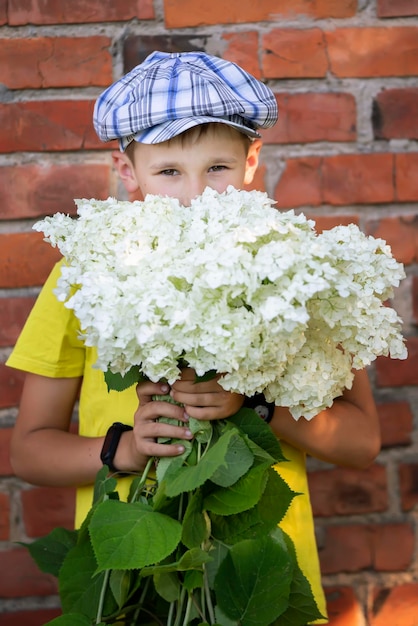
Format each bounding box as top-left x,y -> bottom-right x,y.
136,381 -> 170,403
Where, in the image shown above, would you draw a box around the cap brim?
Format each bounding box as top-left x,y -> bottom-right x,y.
120,116 -> 260,151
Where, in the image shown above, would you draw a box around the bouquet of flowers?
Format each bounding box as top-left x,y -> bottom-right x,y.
35,186 -> 406,418
26,187 -> 406,626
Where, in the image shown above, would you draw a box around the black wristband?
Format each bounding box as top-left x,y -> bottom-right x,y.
100,422 -> 133,472
243,393 -> 275,424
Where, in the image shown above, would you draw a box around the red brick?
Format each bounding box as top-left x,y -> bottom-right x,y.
223,32 -> 261,79
22,487 -> 76,536
0,232 -> 61,289
378,0 -> 418,17
413,276 -> 418,324
0,37 -> 112,89
0,0 -> 6,24
261,92 -> 356,144
164,0 -> 356,27
374,523 -> 415,570
9,0 -> 154,24
307,215 -> 360,232
0,609 -> 62,626
325,586 -> 365,626
0,548 -> 58,597
370,583 -> 418,626
320,523 -> 414,574
365,214 -> 418,265
0,298 -> 35,347
275,154 -> 395,208
262,29 -> 328,79
323,154 -> 394,205
0,163 -> 112,220
376,338 -> 418,387
373,89 -> 418,140
396,153 -> 418,202
0,491 -> 10,540
0,101 -> 112,153
0,364 -> 24,409
275,156 -> 323,208
308,465 -> 388,517
377,401 -> 413,448
320,525 -> 372,574
0,428 -> 13,476
123,34 -> 210,74
399,463 -> 418,511
326,28 -> 418,77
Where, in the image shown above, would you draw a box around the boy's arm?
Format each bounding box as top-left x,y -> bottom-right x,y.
10,373 -> 193,487
10,373 -> 103,487
270,368 -> 380,469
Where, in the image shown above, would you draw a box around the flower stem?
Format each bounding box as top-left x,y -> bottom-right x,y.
167,600 -> 175,626
130,456 -> 155,502
96,568 -> 110,624
203,564 -> 216,624
173,586 -> 187,626
182,593 -> 194,626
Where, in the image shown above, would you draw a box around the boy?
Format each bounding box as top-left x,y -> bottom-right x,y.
7,51 -> 381,624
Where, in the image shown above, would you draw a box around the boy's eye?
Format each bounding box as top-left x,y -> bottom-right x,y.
159,169 -> 178,176
209,165 -> 228,172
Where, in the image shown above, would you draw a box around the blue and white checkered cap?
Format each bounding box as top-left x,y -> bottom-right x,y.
93,51 -> 278,151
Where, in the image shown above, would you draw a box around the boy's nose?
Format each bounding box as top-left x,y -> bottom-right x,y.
182,179 -> 206,206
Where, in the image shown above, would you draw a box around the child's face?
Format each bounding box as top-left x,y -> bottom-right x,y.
113,124 -> 262,206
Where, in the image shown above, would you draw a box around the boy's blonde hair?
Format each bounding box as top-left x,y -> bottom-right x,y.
125,122 -> 252,164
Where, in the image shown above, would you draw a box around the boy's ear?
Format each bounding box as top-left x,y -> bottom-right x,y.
112,150 -> 140,193
244,139 -> 262,185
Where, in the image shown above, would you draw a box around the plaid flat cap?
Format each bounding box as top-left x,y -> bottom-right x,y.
93,51 -> 278,151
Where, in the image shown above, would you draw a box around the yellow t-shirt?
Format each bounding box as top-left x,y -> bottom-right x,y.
7,261 -> 327,623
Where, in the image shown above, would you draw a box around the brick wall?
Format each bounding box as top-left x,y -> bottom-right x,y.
1,1 -> 418,625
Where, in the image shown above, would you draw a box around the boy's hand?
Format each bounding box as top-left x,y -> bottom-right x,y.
115,381 -> 193,471
118,370 -> 244,472
170,367 -> 244,421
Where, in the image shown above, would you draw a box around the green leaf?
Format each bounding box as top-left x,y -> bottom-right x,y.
109,569 -> 133,609
141,547 -> 212,577
128,471 -> 156,503
177,547 -> 212,570
154,570 -> 180,602
259,467 -> 298,525
271,531 -> 325,625
163,428 -> 248,497
204,461 -> 270,516
229,408 -> 286,462
58,537 -> 117,619
210,467 -> 297,543
188,416 -> 213,443
245,436 -> 278,467
182,490 -> 210,548
89,499 -> 182,571
155,439 -> 193,483
210,507 -> 261,543
183,568 -> 203,592
210,431 -> 254,487
43,614 -> 94,626
93,464 -> 118,504
214,605 -> 240,626
204,540 -> 229,589
20,527 -> 78,577
104,365 -> 144,392
214,534 -> 293,626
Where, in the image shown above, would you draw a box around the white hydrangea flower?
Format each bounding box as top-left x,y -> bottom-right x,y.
34,186 -> 407,420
